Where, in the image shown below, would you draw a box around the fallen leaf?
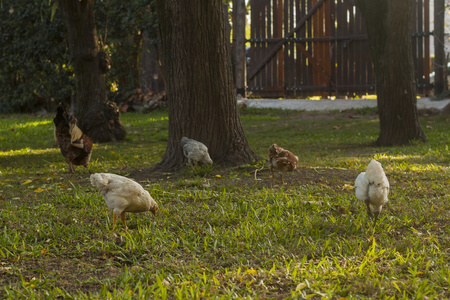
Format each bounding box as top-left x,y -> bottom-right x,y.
0,266 -> 12,272
296,282 -> 307,291
34,187 -> 45,193
336,205 -> 346,213
22,180 -> 32,185
162,279 -> 171,286
341,184 -> 354,190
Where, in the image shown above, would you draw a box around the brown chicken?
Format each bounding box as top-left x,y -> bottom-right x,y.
53,103 -> 93,173
269,144 -> 298,185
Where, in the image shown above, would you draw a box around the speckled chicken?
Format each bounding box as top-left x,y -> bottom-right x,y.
90,173 -> 158,230
53,103 -> 93,173
268,144 -> 298,185
180,137 -> 213,166
354,159 -> 390,227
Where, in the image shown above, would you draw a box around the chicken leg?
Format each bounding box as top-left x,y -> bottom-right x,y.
66,157 -> 75,173
112,211 -> 118,230
120,213 -> 128,230
365,199 -> 373,219
373,211 -> 380,227
112,211 -> 128,230
270,165 -> 275,185
280,173 -> 285,185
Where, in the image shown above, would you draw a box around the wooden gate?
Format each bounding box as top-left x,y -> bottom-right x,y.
247,0 -> 431,98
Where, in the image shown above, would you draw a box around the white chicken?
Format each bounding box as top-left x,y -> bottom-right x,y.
180,137 -> 213,166
354,159 -> 390,227
90,173 -> 158,230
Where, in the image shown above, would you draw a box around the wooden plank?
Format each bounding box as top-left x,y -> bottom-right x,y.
276,0 -> 284,92
329,0 -> 336,96
358,3 -> 374,95
335,0 -> 344,96
413,0 -> 422,93
297,44 -> 335,85
356,2 -> 363,95
296,0 -> 307,97
248,0 -> 257,90
311,0 -> 331,97
284,0 -> 294,92
248,0 -> 327,80
306,0 -> 314,97
249,0 -> 429,98
423,0 -> 431,95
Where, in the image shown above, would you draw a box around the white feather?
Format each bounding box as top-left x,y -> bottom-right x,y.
90,173 -> 158,229
355,160 -> 390,219
354,172 -> 368,202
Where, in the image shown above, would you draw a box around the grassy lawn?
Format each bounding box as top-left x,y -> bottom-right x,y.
0,107 -> 449,299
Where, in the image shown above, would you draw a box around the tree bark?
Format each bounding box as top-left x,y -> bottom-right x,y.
355,0 -> 426,146
154,0 -> 260,171
58,0 -> 126,143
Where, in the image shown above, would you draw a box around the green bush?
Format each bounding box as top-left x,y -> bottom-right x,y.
0,0 -> 158,113
0,0 -> 73,113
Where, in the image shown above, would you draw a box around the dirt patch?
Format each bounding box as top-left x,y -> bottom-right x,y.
130,164 -> 360,189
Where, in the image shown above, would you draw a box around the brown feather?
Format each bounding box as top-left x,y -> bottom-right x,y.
53,104 -> 93,173
268,144 -> 298,184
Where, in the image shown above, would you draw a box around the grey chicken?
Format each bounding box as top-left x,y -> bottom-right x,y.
180,137 -> 213,165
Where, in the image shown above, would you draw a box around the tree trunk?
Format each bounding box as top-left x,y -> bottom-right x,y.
434,0 -> 446,95
154,0 -> 260,171
355,0 -> 426,146
58,0 -> 126,143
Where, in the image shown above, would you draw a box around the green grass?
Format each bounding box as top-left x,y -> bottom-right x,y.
0,108 -> 449,299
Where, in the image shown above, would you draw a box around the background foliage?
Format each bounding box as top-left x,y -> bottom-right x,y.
0,0 -> 72,113
0,0 -> 157,113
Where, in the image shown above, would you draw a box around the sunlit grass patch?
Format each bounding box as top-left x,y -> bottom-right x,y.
0,109 -> 449,298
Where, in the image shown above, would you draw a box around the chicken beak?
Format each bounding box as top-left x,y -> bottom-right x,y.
151,206 -> 158,217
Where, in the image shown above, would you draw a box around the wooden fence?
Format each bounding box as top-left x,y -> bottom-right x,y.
247,0 -> 432,98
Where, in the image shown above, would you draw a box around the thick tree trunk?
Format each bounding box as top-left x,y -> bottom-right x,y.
154,0 -> 260,171
59,0 -> 126,143
355,0 -> 426,146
